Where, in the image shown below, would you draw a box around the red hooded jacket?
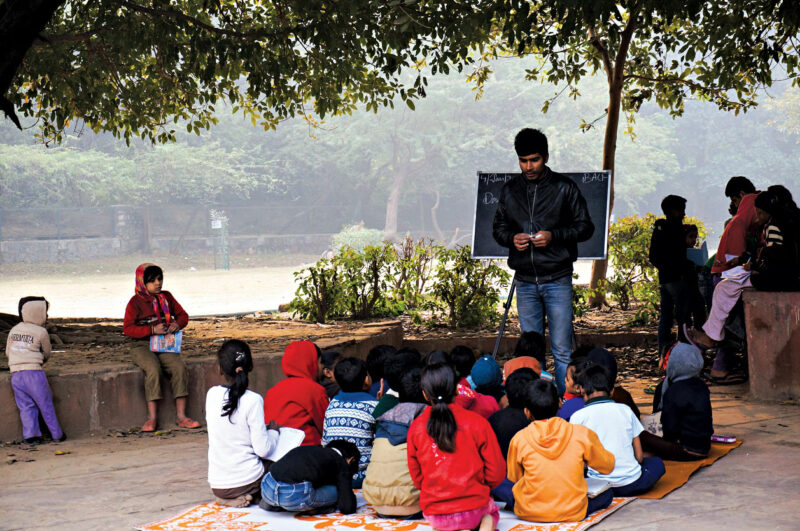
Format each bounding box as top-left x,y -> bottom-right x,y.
264,341 -> 329,446
407,403 -> 506,515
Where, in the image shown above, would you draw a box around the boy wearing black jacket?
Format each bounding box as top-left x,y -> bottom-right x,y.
649,195 -> 690,361
260,440 -> 360,514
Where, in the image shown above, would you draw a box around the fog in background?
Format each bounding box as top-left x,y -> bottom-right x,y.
2,56 -> 800,261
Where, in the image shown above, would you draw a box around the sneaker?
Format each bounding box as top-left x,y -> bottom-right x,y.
23,436 -> 43,445
55,434 -> 67,443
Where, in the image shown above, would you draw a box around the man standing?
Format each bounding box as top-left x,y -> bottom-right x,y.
492,128 -> 594,395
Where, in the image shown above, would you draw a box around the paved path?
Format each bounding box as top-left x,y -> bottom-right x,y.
1,382 -> 798,530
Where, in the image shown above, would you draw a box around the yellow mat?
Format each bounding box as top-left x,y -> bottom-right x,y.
638,440 -> 743,500
138,494 -> 636,531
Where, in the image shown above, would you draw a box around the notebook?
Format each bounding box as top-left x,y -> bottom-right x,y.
150,330 -> 183,353
265,427 -> 305,462
586,477 -> 611,498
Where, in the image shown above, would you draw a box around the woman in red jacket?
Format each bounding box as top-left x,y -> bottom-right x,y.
123,263 -> 200,432
407,364 -> 506,531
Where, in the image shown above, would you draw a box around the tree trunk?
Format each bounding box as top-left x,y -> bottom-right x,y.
383,167 -> 405,237
587,8 -> 639,307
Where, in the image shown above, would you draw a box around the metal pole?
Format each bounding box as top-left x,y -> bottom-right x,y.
491,275 -> 517,358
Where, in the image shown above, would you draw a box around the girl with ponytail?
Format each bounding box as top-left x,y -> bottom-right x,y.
206,340 -> 281,508
407,364 -> 506,531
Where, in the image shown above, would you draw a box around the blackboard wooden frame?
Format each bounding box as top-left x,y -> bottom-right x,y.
470,170 -> 611,260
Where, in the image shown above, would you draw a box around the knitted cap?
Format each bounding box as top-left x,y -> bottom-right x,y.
470,355 -> 502,388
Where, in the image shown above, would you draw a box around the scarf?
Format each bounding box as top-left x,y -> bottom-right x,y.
135,263 -> 171,326
659,343 -> 703,410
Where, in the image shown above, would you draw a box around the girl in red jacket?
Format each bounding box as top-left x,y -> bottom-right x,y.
123,263 -> 200,432
407,364 -> 506,531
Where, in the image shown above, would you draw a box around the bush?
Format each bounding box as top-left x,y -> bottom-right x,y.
331,224 -> 385,251
429,246 -> 511,328
392,236 -> 437,312
337,243 -> 400,319
289,258 -> 343,323
604,214 -> 706,324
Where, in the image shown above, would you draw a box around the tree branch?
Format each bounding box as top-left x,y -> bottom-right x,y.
588,26 -> 613,85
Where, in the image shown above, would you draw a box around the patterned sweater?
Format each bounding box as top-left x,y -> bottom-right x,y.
322,391 -> 378,487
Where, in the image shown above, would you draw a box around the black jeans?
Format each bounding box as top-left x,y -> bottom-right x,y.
658,281 -> 690,355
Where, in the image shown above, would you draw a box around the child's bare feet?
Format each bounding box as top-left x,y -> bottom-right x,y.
477,513 -> 494,531
215,494 -> 252,508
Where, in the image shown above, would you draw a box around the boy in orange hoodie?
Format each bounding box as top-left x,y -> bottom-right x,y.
507,379 -> 615,522
264,341 -> 329,446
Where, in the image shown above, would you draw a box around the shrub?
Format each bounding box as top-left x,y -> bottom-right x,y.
289,258 -> 343,323
429,246 -> 510,328
331,224 -> 385,251
337,243 -> 400,319
392,236 -> 436,312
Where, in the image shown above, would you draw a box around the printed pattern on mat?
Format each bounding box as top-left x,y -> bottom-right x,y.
137,494 -> 636,531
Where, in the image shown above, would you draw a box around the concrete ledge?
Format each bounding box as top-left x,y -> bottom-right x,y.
0,324 -> 402,441
744,290 -> 800,401
403,330 -> 656,357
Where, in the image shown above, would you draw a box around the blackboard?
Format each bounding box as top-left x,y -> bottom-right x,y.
471,170 -> 611,260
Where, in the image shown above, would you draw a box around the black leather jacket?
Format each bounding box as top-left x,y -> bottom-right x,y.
492,168 -> 594,283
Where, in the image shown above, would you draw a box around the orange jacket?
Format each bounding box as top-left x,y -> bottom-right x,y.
508,416 -> 615,522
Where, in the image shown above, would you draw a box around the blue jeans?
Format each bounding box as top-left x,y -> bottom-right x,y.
491,477 -> 515,511
586,488 -> 613,517
611,457 -> 665,497
260,472 -> 338,511
516,276 -> 574,395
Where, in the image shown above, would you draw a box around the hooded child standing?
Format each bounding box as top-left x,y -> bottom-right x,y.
6,297 -> 65,444
123,263 -> 199,432
264,340 -> 329,446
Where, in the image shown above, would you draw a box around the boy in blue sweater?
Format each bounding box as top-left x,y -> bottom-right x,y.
322,357 -> 378,488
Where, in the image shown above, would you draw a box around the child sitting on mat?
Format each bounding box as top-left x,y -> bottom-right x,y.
319,349 -> 342,399
557,357 -> 592,421
641,343 -> 713,461
363,367 -> 427,519
407,364 -> 506,531
264,340 -> 329,446
259,439 -> 361,514
587,347 -> 641,418
322,357 -> 378,488
6,296 -> 65,444
123,263 -> 199,432
570,364 -> 665,496
206,340 -> 281,507
508,379 -> 615,523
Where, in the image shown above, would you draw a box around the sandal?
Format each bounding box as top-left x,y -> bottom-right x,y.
683,324 -> 716,350
141,419 -> 157,432
707,372 -> 747,386
177,417 -> 201,429
644,385 -> 657,395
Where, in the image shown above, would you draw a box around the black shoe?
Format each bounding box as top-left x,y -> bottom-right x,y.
23,436 -> 43,445
55,434 -> 67,443
258,499 -> 284,512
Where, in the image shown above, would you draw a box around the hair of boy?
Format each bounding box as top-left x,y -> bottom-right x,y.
505,368 -> 538,409
660,194 -> 687,215
334,357 -> 369,393
514,128 -> 548,157
514,331 -> 547,367
384,350 -> 422,391
366,345 -> 396,382
423,349 -> 450,366
217,339 -> 253,420
523,379 -> 560,420
320,350 -> 342,370
570,344 -> 594,360
577,363 -> 612,395
448,345 -> 476,378
683,224 -> 698,235
18,296 -> 49,320
325,439 -> 362,474
143,264 -> 163,284
586,347 -> 618,386
398,367 -> 426,404
724,176 -> 756,199
421,363 -> 458,452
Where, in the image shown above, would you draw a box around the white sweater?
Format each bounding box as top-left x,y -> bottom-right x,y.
206,386 -> 279,489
